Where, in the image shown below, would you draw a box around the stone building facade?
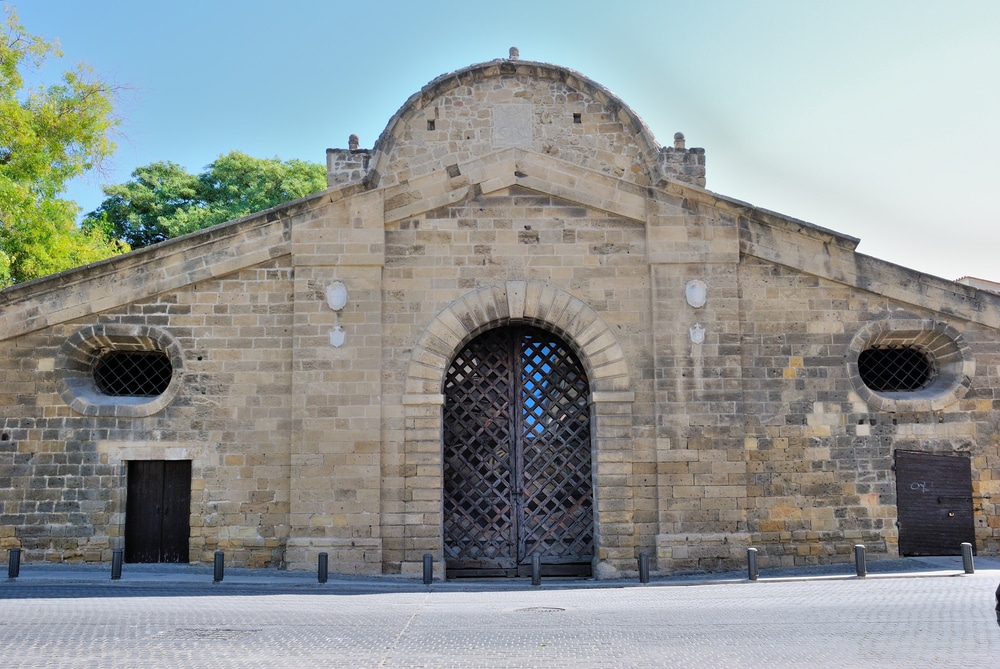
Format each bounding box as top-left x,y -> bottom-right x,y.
1,55 -> 998,578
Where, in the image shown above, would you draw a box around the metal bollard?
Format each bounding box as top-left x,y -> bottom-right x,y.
854,544 -> 866,578
318,552 -> 328,584
213,550 -> 225,583
638,551 -> 650,584
747,547 -> 759,582
7,547 -> 20,579
422,553 -> 433,585
111,548 -> 123,580
961,542 -> 975,574
531,553 -> 541,587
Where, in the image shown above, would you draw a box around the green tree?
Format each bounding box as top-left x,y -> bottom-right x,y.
0,6 -> 125,286
82,161 -> 199,249
85,151 -> 327,249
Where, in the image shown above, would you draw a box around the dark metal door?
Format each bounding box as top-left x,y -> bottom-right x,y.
443,325 -> 593,577
125,460 -> 191,563
895,450 -> 975,556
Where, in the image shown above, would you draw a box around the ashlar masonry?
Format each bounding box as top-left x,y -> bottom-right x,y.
1,52 -> 997,579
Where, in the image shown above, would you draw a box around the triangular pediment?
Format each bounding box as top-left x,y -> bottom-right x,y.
382,148 -> 651,224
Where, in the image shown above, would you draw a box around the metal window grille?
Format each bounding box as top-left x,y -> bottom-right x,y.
93,350 -> 173,397
858,344 -> 934,392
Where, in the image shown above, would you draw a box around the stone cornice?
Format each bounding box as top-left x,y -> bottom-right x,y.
0,193 -> 324,340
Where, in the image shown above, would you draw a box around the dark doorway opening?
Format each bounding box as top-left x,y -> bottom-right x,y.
895,450 -> 975,557
443,325 -> 593,578
124,460 -> 191,563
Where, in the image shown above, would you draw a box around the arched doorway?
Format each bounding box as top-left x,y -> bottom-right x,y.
443,324 -> 593,577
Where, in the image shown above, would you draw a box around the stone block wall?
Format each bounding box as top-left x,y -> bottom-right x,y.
377,185 -> 659,576
375,63 -> 657,192
2,56 -> 999,579
0,260 -> 295,567
326,146 -> 370,187
282,188 -> 387,573
1,183 -> 999,575
737,256 -> 1000,566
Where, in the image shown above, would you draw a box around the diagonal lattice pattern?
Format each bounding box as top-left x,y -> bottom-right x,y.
443,329 -> 516,567
858,345 -> 934,392
519,332 -> 593,560
94,351 -> 173,397
443,325 -> 592,573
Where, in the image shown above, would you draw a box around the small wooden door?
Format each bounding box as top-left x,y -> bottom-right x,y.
895,450 -> 975,556
124,460 -> 191,563
443,325 -> 593,577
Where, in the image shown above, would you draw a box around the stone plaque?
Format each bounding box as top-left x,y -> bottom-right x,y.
329,326 -> 346,348
689,323 -> 705,344
685,279 -> 707,308
493,104 -> 533,149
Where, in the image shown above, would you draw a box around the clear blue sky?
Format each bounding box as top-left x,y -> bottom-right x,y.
16,0 -> 1000,282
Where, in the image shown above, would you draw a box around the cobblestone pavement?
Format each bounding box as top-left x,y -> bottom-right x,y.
2,558 -> 999,668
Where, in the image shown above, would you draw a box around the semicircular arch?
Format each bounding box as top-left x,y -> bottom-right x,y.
369,59 -> 663,188
404,281 -> 632,398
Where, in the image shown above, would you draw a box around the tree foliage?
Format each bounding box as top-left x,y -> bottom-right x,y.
84,152 -> 328,249
0,6 -> 125,286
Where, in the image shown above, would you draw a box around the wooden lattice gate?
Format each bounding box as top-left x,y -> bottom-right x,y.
443,325 -> 593,577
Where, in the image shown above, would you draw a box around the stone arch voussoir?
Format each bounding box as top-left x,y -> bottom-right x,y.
404,281 -> 631,397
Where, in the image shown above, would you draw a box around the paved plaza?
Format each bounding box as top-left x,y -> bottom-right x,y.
2,557 -> 999,668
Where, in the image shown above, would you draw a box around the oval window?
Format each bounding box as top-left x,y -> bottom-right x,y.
857,345 -> 934,392
94,350 -> 174,397
846,317 -> 974,412
57,324 -> 184,417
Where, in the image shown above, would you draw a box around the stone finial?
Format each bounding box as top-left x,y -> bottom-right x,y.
509,46 -> 520,61
348,134 -> 360,151
673,132 -> 686,150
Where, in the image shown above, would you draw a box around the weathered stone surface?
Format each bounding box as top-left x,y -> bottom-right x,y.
0,56 -> 998,578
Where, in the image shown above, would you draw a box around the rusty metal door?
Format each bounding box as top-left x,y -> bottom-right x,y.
895,450 -> 975,556
443,325 -> 593,577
